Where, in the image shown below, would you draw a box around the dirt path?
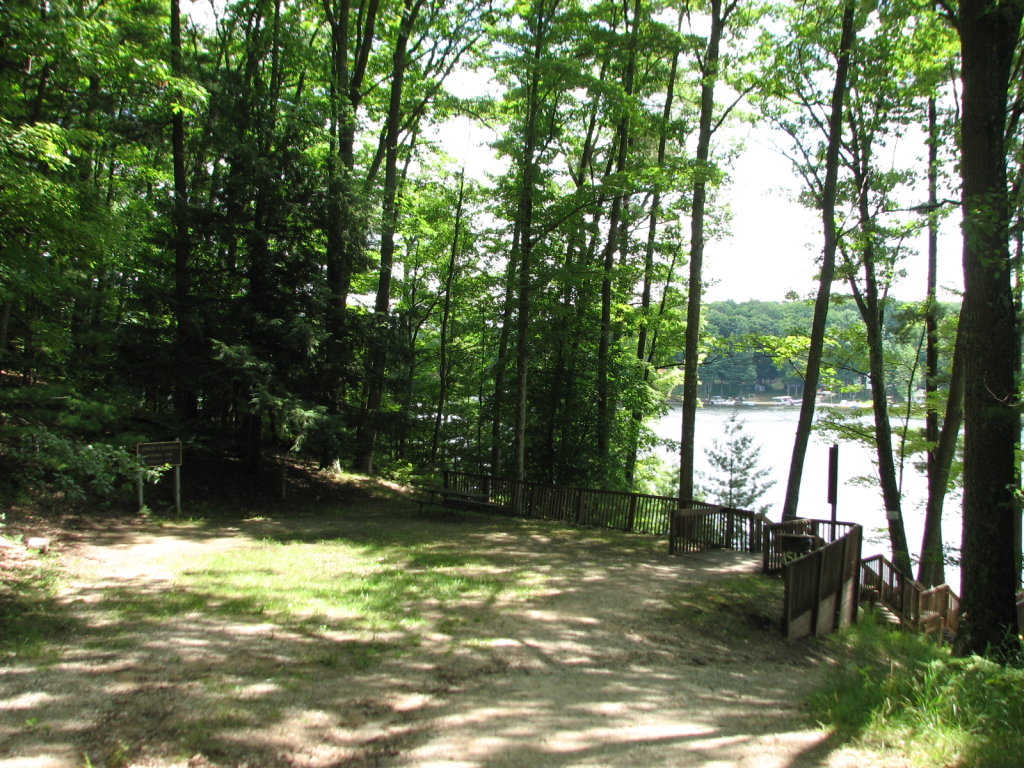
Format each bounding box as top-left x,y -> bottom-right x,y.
1,511 -> 894,768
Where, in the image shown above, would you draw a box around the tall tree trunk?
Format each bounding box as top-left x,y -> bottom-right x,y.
512,191 -> 535,483
839,117 -> 913,573
170,0 -> 198,421
625,16 -> 681,489
846,253 -> 913,574
596,0 -> 639,483
954,0 -> 1022,658
780,0 -> 856,520
919,321 -> 964,586
489,230 -> 520,477
679,0 -> 726,503
355,0 -> 422,474
511,4 -> 549,483
546,113 -> 602,484
918,93 -> 957,587
242,0 -> 284,472
323,0 -> 379,333
430,171 -> 466,465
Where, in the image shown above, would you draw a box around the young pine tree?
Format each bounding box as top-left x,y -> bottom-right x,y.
698,412 -> 776,512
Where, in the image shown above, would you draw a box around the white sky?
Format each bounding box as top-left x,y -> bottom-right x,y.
436,68 -> 966,304
182,4 -> 965,306
702,127 -> 965,303
435,113 -> 965,304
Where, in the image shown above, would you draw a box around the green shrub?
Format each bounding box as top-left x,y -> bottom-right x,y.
3,425 -> 153,503
0,382 -> 159,504
811,611 -> 1024,767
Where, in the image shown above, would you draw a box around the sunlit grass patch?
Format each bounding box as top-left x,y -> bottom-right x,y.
139,525 -> 539,645
660,573 -> 783,635
810,611 -> 1024,767
0,555 -> 71,661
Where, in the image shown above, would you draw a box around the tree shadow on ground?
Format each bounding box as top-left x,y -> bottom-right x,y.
0,493 -> 865,768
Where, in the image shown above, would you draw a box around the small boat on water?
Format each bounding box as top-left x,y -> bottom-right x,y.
707,396 -> 738,406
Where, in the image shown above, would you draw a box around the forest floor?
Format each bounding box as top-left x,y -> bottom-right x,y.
0,464 -> 906,768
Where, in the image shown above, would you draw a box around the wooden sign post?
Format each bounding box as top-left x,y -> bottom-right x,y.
136,440 -> 184,514
827,443 -> 839,523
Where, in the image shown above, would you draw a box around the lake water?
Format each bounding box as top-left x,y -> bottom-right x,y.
651,404 -> 962,588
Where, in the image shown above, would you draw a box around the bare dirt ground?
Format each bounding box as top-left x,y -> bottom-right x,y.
1,484 -> 899,768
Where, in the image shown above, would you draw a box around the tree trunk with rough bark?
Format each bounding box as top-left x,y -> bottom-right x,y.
954,0 -> 1022,658
780,0 -> 856,521
679,0 -> 725,503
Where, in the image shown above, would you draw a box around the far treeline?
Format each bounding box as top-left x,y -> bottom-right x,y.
0,0 -> 1019,656
696,298 -> 960,403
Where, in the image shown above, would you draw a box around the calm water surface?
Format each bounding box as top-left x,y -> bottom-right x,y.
652,404 -> 963,588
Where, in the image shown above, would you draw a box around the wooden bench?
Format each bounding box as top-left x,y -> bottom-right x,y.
416,487 -> 505,514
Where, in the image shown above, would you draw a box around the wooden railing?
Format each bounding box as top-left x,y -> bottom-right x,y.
859,554 -> 960,638
762,518 -> 858,574
443,471 -> 769,556
781,524 -> 862,640
859,554 -> 918,622
921,584 -> 960,637
669,506 -> 767,555
442,470 -> 702,536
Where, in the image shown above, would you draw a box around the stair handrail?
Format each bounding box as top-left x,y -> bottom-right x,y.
859,553 -> 960,637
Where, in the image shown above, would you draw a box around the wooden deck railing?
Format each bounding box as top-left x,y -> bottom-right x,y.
440,471 -> 965,641
860,554 -> 918,622
780,524 -> 862,640
669,506 -> 767,555
443,471 -> 770,556
442,470 -> 705,536
762,518 -> 858,574
920,584 -> 960,637
859,554 -> 960,638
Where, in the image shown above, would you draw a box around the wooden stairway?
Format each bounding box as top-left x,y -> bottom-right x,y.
859,555 -> 960,642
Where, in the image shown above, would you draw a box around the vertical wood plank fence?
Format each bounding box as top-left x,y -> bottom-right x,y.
781,524 -> 862,640
762,518 -> 859,574
669,507 -> 767,555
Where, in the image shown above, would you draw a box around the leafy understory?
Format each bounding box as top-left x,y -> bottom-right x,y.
810,612 -> 1024,768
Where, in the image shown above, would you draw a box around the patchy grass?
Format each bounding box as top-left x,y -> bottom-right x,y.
0,489 -> 555,766
0,551 -> 70,661
174,537 -> 524,634
0,470 -> 852,768
660,572 -> 783,636
810,610 -> 1024,768
80,511 -> 541,680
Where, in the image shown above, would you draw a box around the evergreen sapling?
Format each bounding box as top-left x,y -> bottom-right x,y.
698,412 -> 776,512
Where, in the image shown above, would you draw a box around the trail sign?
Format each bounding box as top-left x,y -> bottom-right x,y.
136,440 -> 183,514
136,440 -> 183,467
